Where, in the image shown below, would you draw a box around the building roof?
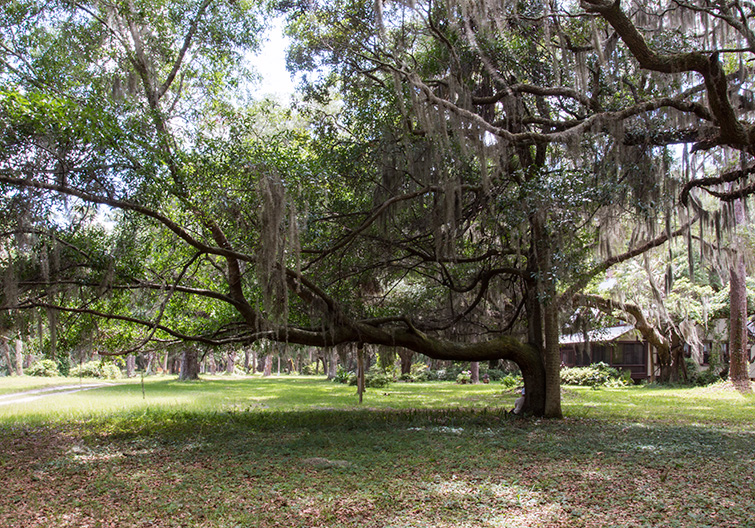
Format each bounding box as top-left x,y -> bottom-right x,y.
559,324 -> 636,345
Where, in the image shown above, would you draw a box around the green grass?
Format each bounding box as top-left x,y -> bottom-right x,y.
1,376 -> 754,527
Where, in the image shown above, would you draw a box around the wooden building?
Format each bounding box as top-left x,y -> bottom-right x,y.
559,325 -> 652,381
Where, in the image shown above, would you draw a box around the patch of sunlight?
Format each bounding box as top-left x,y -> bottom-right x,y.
424,477 -> 543,509
426,478 -> 477,497
483,503 -> 564,527
580,470 -> 614,481
407,426 -> 464,434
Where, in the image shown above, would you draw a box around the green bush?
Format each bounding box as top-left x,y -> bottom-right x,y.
414,369 -> 439,382
500,373 -> 523,389
27,359 -> 60,377
685,358 -> 724,386
410,363 -> 429,376
347,366 -> 394,388
301,362 -> 322,375
70,360 -> 121,379
332,366 -> 350,384
560,362 -> 629,388
101,363 -> 121,379
456,370 -> 472,384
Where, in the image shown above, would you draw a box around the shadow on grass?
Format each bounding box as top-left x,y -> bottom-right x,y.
3,388 -> 755,528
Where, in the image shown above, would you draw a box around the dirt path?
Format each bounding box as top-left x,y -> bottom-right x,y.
0,383 -> 116,406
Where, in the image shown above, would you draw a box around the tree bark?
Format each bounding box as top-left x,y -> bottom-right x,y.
356,343 -> 365,404
326,347 -> 338,379
398,348 -> 413,376
470,361 -> 479,384
729,250 -> 749,386
1,338 -> 12,375
226,350 -> 237,374
179,347 -> 200,381
263,354 -> 273,376
542,299 -> 563,418
14,338 -> 23,376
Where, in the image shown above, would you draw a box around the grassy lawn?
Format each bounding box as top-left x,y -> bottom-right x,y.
1,376 -> 754,527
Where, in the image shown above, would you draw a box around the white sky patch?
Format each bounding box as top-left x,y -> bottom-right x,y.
247,18 -> 297,100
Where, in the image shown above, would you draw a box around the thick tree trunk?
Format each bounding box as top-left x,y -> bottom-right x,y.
226,350 -> 237,374
727,191 -> 750,388
470,361 -> 479,384
729,251 -> 749,386
326,347 -> 338,379
398,348 -> 413,375
335,344 -> 351,375
532,209 -> 563,419
263,354 -> 273,376
179,348 -> 200,381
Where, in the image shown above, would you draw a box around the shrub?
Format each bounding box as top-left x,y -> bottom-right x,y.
366,372 -> 393,388
332,366 -> 350,384
27,359 -> 60,377
101,363 -> 122,379
500,373 -> 523,389
414,369 -> 439,382
685,358 -> 724,386
347,366 -> 394,388
456,370 -> 472,384
301,362 -> 322,375
410,363 -> 429,376
560,362 -> 629,388
70,360 -> 121,379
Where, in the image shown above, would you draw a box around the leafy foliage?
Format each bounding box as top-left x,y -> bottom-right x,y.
560,362 -> 630,388
26,359 -> 60,377
69,360 -> 122,379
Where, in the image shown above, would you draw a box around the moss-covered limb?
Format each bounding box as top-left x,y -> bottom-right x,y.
582,0 -> 750,151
